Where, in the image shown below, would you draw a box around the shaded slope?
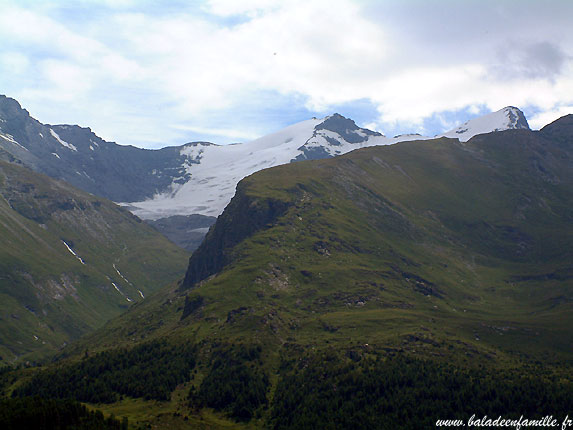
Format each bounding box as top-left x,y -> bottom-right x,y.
0,95 -> 199,203
146,214 -> 216,251
0,161 -> 189,363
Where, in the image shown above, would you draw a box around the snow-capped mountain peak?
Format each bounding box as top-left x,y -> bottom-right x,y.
121,108 -> 535,219
1,94 -> 538,223
439,106 -> 530,142
316,113 -> 384,140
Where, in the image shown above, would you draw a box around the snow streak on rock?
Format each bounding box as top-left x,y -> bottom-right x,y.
62,240 -> 85,264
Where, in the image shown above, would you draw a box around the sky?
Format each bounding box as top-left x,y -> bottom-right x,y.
1,0 -> 572,149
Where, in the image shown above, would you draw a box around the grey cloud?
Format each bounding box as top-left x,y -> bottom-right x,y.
361,0 -> 573,69
523,42 -> 568,77
492,41 -> 569,81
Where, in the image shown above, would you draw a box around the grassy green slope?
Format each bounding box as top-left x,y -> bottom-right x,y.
172,126 -> 573,362
9,119 -> 573,428
0,161 -> 189,363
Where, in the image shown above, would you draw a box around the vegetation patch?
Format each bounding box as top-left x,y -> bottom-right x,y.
15,340 -> 196,403
271,351 -> 573,430
193,344 -> 269,422
0,396 -> 126,430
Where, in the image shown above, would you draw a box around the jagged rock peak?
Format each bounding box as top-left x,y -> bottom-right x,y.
502,106 -> 530,130
0,95 -> 30,119
315,113 -> 383,142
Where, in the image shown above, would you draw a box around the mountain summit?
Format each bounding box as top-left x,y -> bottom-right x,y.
439,106 -> 530,141
0,95 -> 536,225
123,108 -> 531,220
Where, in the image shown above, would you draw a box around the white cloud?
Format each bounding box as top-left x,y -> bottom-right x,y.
0,52 -> 30,74
41,60 -> 93,99
529,106 -> 573,130
110,0 -> 388,115
171,124 -> 260,141
0,0 -> 572,147
203,0 -> 280,17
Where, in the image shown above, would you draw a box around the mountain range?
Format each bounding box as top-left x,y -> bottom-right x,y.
0,94 -> 535,363
0,95 -> 529,249
3,106 -> 570,428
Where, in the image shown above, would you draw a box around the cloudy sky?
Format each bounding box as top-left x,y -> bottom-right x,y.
1,0 -> 572,149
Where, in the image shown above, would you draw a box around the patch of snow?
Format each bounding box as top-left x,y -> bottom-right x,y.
111,282 -> 122,294
113,263 -> 133,286
62,240 -> 85,264
90,145 -> 94,151
138,290 -> 145,298
39,132 -> 44,138
111,281 -> 132,302
52,152 -> 60,159
50,128 -> 77,151
439,107 -> 529,142
123,118 -> 321,219
1,132 -> 28,151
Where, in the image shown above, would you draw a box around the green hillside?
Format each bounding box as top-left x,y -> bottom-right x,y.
176,119 -> 573,363
0,161 -> 189,363
5,117 -> 573,429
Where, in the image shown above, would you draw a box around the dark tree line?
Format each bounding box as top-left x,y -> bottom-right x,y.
15,340 -> 197,403
0,396 -> 126,430
191,344 -> 269,421
271,352 -> 573,430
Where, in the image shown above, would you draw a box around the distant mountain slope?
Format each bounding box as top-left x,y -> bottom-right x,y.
0,95 -> 203,203
146,214 -> 216,251
0,161 -> 188,363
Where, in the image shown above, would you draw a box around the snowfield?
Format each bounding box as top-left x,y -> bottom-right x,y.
121,107 -> 529,220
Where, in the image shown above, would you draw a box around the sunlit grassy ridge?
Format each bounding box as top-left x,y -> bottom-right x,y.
174,126 -> 573,361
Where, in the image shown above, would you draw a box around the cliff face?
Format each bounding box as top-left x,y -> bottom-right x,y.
182,182 -> 291,289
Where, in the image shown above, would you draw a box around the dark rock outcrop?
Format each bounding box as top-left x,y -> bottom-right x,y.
181,182 -> 291,289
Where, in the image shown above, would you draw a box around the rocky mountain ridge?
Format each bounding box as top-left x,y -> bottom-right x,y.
0,95 -> 533,250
